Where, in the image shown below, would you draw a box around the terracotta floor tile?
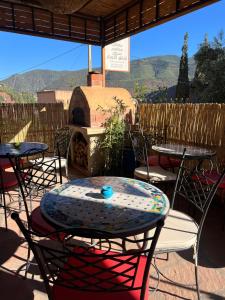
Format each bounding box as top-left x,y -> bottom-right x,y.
0,169 -> 225,300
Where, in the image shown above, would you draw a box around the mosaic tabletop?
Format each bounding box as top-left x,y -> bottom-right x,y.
41,177 -> 169,237
0,142 -> 48,158
152,143 -> 216,160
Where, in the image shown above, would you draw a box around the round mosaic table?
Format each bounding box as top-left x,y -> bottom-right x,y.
152,143 -> 216,160
40,176 -> 170,238
0,142 -> 48,158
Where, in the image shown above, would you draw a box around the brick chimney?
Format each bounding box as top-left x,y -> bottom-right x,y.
87,71 -> 103,87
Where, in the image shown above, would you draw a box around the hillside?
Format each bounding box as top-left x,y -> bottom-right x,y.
1,55 -> 196,95
0,84 -> 35,103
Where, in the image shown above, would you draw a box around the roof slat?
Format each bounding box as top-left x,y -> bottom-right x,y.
0,0 -> 219,45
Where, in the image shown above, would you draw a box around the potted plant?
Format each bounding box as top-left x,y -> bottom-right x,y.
98,97 -> 127,175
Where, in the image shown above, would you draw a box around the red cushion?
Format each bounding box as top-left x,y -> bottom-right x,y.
196,170 -> 225,189
0,158 -> 12,169
31,207 -> 57,235
0,158 -> 24,170
148,155 -> 180,168
31,207 -> 66,242
0,170 -> 18,189
53,248 -> 149,300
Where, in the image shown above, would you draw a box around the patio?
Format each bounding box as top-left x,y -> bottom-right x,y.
0,1 -> 224,299
0,168 -> 225,300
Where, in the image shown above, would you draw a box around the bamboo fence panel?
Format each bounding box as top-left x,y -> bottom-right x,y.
0,103 -> 68,152
139,103 -> 225,166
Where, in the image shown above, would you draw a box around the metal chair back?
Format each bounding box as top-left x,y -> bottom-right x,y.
129,128 -> 149,166
172,157 -> 225,246
8,151 -> 59,225
54,126 -> 73,159
12,212 -> 164,300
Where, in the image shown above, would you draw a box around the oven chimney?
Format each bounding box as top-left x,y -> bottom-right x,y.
87,71 -> 103,87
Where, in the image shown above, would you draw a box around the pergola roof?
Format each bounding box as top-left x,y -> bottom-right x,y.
0,0 -> 218,45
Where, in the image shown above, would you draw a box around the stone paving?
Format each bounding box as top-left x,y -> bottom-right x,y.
0,169 -> 225,300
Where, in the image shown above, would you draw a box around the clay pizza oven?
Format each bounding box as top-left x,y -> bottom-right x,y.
68,85 -> 135,176
68,86 -> 135,127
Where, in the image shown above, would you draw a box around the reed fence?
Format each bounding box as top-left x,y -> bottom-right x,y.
0,103 -> 68,151
0,102 -> 224,166
139,103 -> 225,166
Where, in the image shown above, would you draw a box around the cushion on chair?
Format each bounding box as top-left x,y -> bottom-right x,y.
195,170 -> 225,190
31,157 -> 67,171
0,158 -> 24,170
31,207 -> 67,241
148,155 -> 180,169
0,158 -> 12,169
155,209 -> 198,253
0,170 -> 18,189
31,206 -> 57,235
53,248 -> 149,300
134,166 -> 177,182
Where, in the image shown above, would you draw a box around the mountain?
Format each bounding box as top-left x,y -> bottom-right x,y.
0,55 -> 196,95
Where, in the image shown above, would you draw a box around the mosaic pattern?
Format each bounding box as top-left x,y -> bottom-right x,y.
0,142 -> 48,158
41,177 -> 169,235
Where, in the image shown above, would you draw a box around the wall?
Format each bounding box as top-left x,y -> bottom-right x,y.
37,91 -> 56,104
37,90 -> 72,109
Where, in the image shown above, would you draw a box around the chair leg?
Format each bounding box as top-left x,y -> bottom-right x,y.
24,246 -> 31,279
16,242 -> 32,279
153,253 -> 198,288
1,193 -> 8,230
65,164 -> 69,179
18,189 -> 22,213
194,244 -> 201,300
223,200 -> 225,231
149,262 -> 160,293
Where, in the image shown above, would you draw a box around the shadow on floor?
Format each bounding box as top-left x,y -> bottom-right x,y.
0,227 -> 23,265
174,198 -> 225,269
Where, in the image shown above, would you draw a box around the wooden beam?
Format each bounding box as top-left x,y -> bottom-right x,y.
176,0 -> 180,11
139,0 -> 143,28
0,0 -> 101,45
11,2 -> 16,29
104,0 -> 219,45
156,0 -> 160,21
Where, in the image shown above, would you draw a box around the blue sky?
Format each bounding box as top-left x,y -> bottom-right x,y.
0,0 -> 224,80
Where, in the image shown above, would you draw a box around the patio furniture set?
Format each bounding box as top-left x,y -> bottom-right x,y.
0,126 -> 225,300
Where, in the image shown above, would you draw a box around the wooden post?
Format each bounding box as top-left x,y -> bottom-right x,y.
101,46 -> 106,87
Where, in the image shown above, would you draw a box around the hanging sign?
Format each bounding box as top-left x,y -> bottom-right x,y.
105,38 -> 130,72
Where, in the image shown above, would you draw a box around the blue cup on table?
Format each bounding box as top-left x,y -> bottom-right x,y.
101,185 -> 113,199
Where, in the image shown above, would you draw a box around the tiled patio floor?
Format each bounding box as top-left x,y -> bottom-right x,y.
0,169 -> 225,300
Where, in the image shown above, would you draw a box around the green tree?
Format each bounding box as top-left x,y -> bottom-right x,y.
133,82 -> 148,124
192,31 -> 225,102
133,82 -> 148,103
150,85 -> 169,103
176,32 -> 189,101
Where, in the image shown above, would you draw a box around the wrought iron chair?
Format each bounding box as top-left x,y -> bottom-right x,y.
194,158 -> 225,229
0,167 -> 19,229
9,151 -> 59,226
37,126 -> 73,183
153,156 -> 225,299
129,128 -> 177,184
137,125 -> 180,171
12,211 -> 164,300
8,152 -> 61,277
